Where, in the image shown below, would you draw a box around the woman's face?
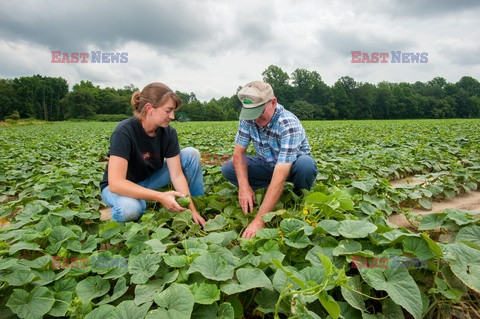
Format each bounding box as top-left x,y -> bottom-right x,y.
150,98 -> 176,128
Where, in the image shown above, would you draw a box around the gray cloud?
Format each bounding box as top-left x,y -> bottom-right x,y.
0,0 -> 478,100
0,0 -> 217,53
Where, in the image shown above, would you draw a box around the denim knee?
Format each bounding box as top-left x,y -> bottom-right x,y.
180,147 -> 201,164
221,161 -> 238,186
111,197 -> 145,222
290,155 -> 318,190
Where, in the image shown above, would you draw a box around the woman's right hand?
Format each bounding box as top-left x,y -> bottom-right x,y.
157,191 -> 186,212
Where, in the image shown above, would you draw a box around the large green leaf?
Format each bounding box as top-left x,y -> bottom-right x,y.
402,237 -> 435,259
318,290 -> 340,319
84,305 -> 116,319
9,241 -> 42,255
7,286 -> 55,319
76,276 -> 110,302
48,291 -> 73,317
128,253 -> 162,284
220,268 -> 273,295
98,277 -> 129,305
204,214 -> 228,232
442,242 -> 480,293
151,283 -> 194,319
338,220 -> 377,238
456,225 -> 480,247
359,266 -> 423,319
341,275 -> 367,312
418,213 -> 446,230
187,252 -> 235,281
190,282 -> 220,305
1,269 -> 36,286
111,300 -> 152,319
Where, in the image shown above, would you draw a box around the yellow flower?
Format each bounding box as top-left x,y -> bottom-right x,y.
306,218 -> 311,224
278,231 -> 283,237
302,210 -> 308,215
311,222 -> 317,227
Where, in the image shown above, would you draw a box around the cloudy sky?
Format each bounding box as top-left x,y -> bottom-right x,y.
1,0 -> 479,101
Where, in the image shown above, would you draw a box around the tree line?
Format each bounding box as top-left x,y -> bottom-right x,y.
1,65 -> 479,121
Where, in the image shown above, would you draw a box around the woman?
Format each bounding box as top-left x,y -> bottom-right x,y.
99,82 -> 206,226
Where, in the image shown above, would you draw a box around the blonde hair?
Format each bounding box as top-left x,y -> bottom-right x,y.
130,82 -> 181,119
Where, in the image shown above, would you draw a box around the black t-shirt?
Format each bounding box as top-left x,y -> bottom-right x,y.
100,118 -> 180,191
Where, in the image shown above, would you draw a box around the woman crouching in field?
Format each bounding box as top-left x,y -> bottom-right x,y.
99,82 -> 206,226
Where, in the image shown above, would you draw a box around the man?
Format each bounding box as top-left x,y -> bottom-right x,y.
221,81 -> 318,239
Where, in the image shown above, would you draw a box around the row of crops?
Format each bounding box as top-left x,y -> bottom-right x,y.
0,119 -> 479,318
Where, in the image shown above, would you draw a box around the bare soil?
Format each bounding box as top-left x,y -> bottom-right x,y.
100,207 -> 112,221
388,177 -> 480,229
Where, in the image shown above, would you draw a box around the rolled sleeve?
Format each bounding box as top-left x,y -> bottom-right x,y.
277,126 -> 302,163
235,120 -> 251,148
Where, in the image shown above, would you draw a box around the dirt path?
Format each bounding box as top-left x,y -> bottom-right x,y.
388,177 -> 480,229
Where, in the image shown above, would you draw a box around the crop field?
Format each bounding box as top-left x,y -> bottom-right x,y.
0,119 -> 480,319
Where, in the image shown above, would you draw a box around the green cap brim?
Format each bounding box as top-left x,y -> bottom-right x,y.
239,104 -> 265,120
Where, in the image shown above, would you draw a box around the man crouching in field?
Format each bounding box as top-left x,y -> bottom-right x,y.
221,81 -> 318,239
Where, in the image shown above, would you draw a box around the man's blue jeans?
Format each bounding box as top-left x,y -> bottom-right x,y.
101,147 -> 204,222
221,155 -> 317,190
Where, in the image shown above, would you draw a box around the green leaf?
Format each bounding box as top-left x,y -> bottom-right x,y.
220,268 -> 273,295
280,218 -> 308,236
254,289 -> 279,314
76,276 -> 110,302
190,282 -> 220,305
318,290 -> 340,319
402,237 -> 435,259
443,242 -> 480,293
318,220 -> 340,236
420,233 -> 443,258
145,239 -> 168,253
338,220 -> 377,238
9,241 -> 42,255
48,225 -> 77,245
352,180 -> 377,192
341,275 -> 367,312
111,300 -> 152,319
48,291 -> 72,317
187,252 -> 235,281
128,253 -> 162,284
163,255 -> 188,268
134,271 -> 179,305
456,225 -> 480,246
204,214 -> 228,231
418,213 -> 446,230
98,277 -> 128,305
152,283 -> 194,319
217,302 -> 235,319
7,286 -> 55,319
0,258 -> 17,270
359,266 -> 422,319
332,240 -> 363,256
84,305 -> 116,319
18,255 -> 51,268
1,269 -> 36,286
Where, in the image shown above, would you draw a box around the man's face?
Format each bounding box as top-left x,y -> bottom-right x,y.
254,98 -> 276,126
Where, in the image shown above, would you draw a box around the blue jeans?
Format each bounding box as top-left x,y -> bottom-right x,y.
101,147 -> 204,222
221,155 -> 317,190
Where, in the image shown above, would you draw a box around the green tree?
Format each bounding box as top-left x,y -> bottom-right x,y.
262,65 -> 289,89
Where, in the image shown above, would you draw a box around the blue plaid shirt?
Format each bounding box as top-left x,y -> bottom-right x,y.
235,104 -> 311,165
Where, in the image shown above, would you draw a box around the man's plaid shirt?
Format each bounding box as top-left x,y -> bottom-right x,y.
235,104 -> 311,166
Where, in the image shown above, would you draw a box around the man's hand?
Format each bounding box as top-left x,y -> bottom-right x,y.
157,191 -> 186,212
241,216 -> 265,239
191,211 -> 206,227
238,185 -> 256,214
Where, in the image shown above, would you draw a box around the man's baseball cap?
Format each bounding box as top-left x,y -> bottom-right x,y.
237,81 -> 274,120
